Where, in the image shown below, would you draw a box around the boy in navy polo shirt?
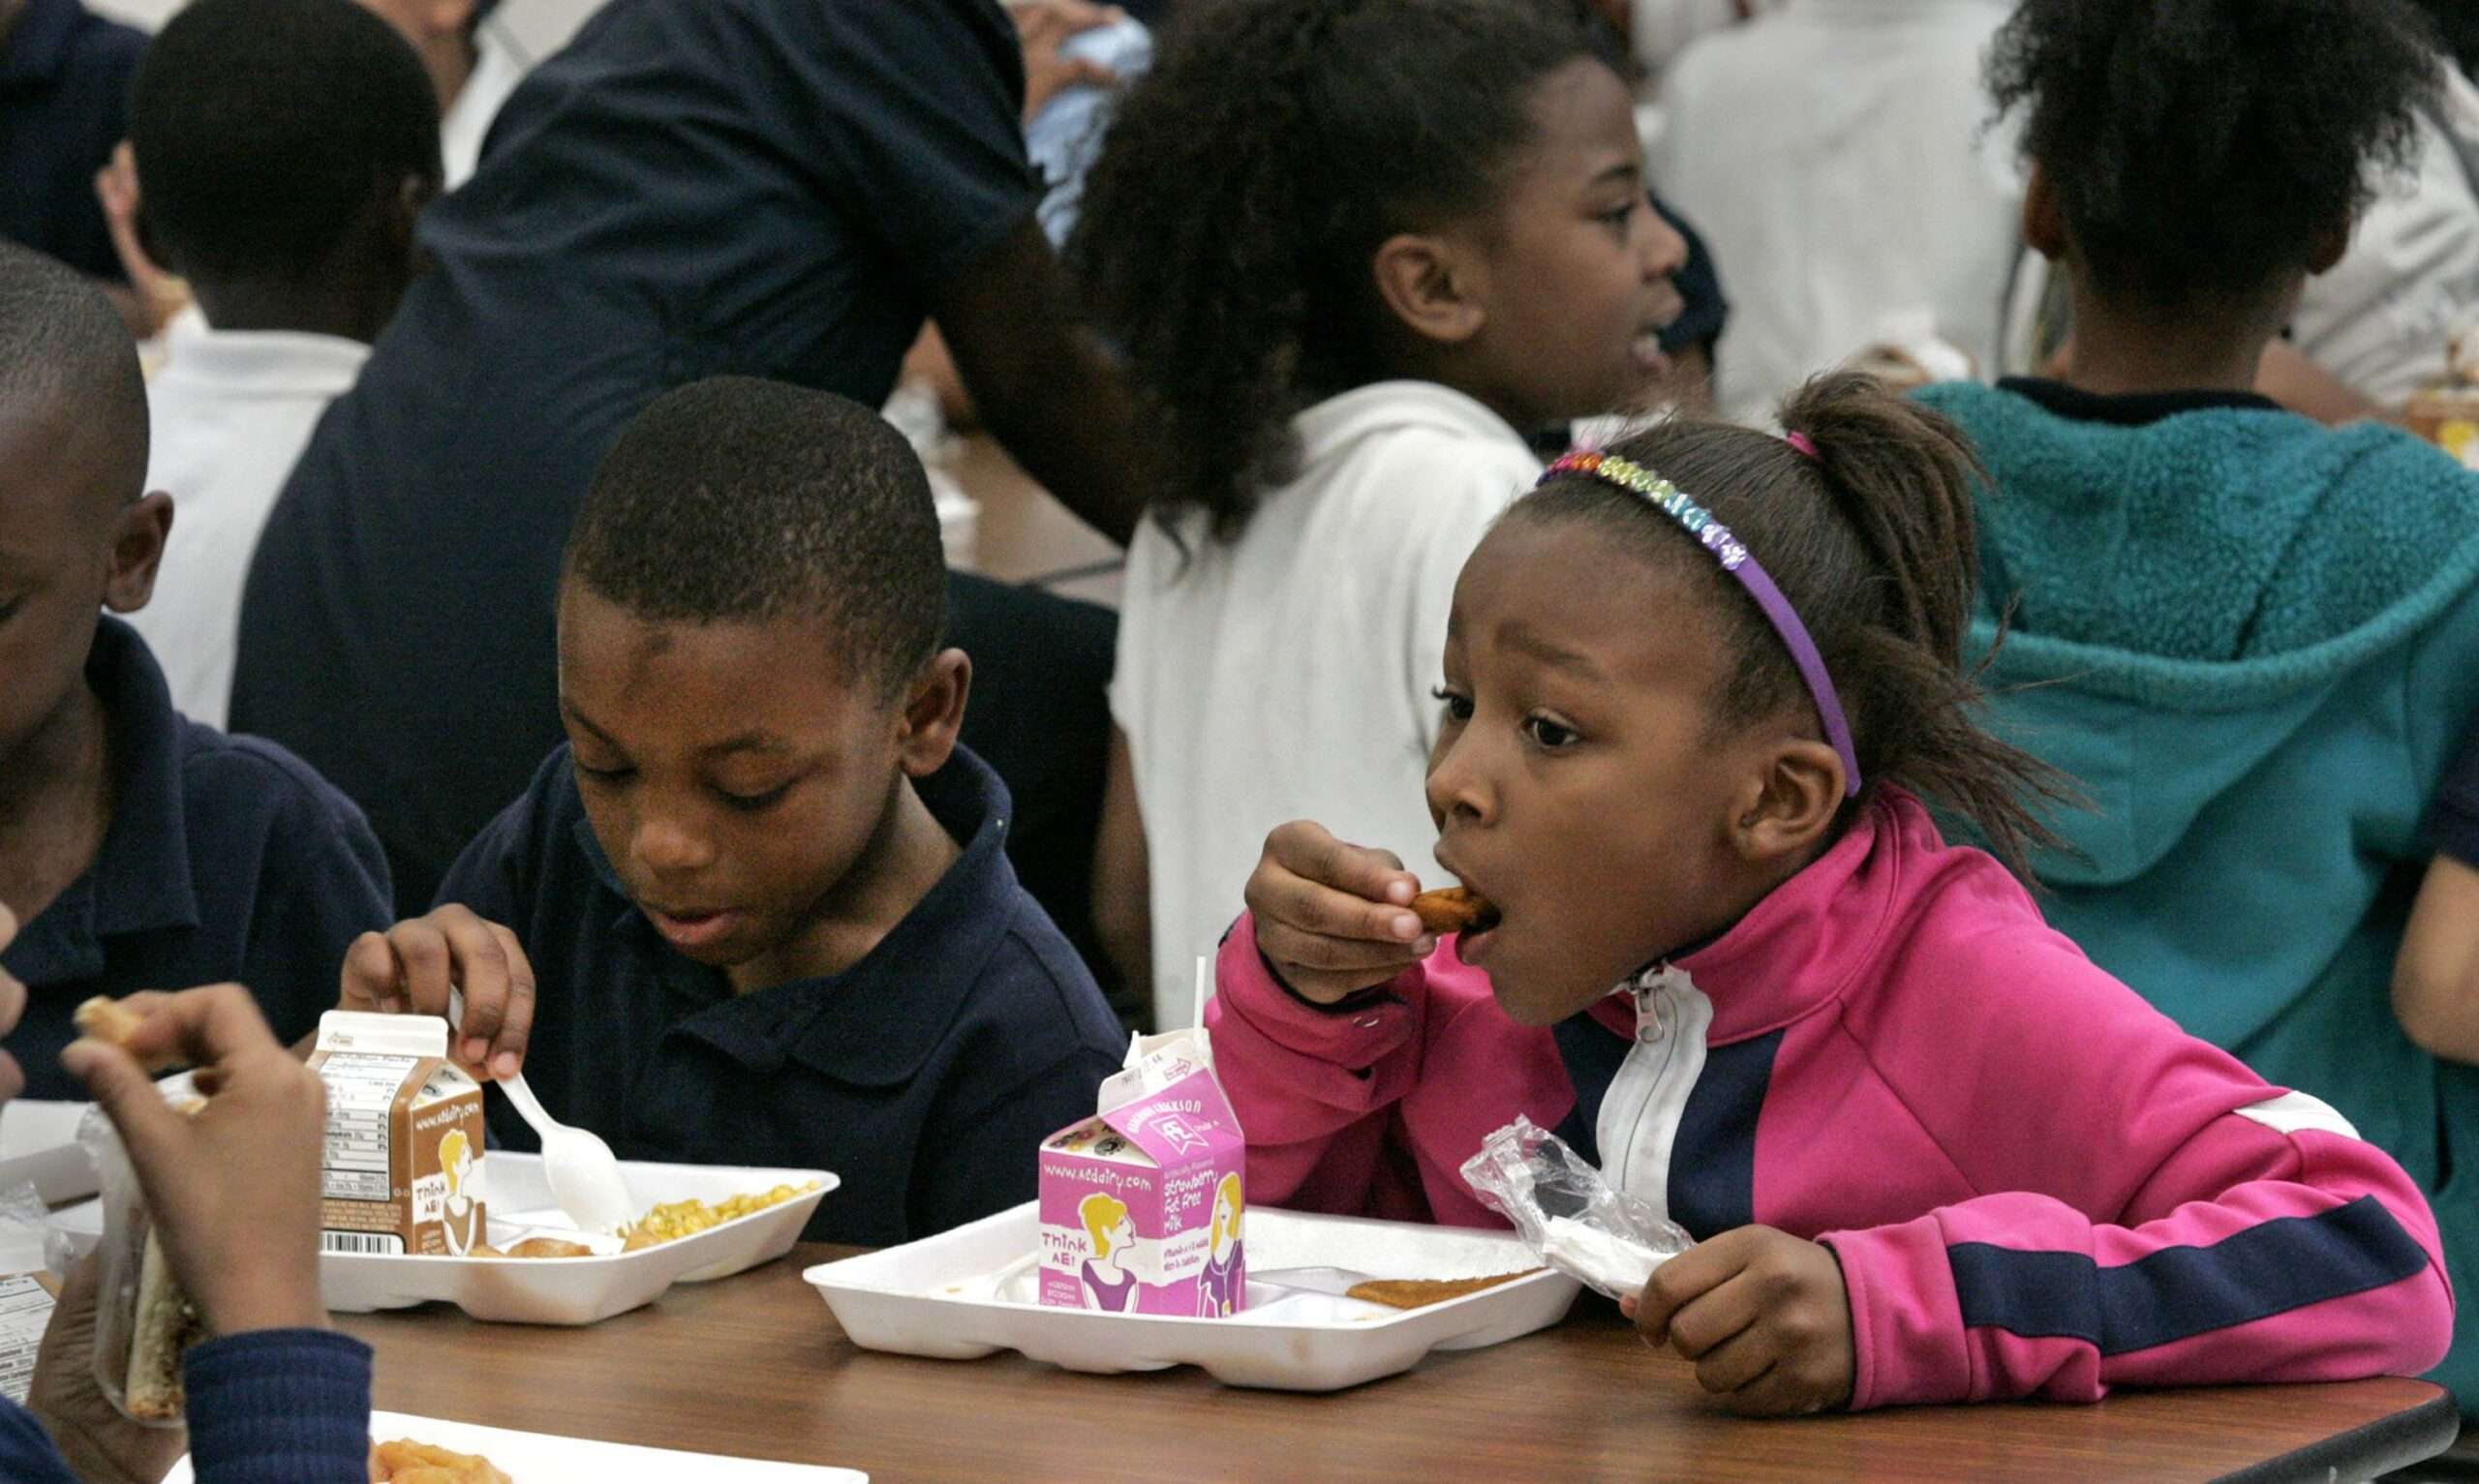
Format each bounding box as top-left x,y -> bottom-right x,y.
0,243 -> 393,1098
340,378 -> 1123,1245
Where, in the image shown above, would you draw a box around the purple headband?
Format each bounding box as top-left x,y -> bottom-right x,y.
1542,450 -> 1862,797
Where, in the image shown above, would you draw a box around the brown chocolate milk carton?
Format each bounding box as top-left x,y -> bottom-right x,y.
306,1013 -> 486,1257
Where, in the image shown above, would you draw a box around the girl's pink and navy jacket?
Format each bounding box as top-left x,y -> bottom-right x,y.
1205,791 -> 2453,1408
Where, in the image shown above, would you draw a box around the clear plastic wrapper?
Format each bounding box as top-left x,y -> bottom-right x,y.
1459,1115 -> 1693,1300
80,1096 -> 199,1426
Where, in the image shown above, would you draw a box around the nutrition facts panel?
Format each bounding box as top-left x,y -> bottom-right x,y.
0,1275 -> 55,1402
321,1052 -> 413,1202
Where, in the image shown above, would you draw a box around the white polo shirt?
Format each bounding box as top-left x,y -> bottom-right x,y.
129,313 -> 369,726
1110,381 -> 1541,1029
1651,0 -> 2020,427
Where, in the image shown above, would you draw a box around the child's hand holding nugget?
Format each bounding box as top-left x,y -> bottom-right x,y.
1623,1226 -> 1855,1417
339,904 -> 536,1079
1245,821 -> 1438,1004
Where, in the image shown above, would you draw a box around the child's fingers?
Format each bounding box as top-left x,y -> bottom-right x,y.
62,1039 -> 189,1161
1061,57 -> 1117,90
1253,867 -> 1426,948
1661,1270 -> 1765,1362
429,906 -> 518,1069
1722,1361 -> 1830,1418
478,922 -> 537,1080
341,930 -> 404,1011
1255,917 -> 1432,974
1687,1317 -> 1779,1395
1265,822 -> 1419,906
125,984 -> 282,1072
1633,1236 -> 1748,1347
384,918 -> 459,1020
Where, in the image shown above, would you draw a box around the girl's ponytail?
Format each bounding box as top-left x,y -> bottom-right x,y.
1778,373 -> 2076,880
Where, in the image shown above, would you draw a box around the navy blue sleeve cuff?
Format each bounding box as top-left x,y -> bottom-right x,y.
183,1329 -> 372,1484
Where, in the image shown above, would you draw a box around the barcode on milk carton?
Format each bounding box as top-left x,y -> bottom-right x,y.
321,1231 -> 406,1256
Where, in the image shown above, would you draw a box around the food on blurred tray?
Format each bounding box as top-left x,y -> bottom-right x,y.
618,1183 -> 820,1251
2407,318 -> 2479,469
1410,887 -> 1499,935
471,1236 -> 597,1259
1343,1271 -> 1540,1310
369,1437 -> 512,1483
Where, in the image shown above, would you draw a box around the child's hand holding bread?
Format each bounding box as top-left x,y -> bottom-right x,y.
64,986 -> 331,1340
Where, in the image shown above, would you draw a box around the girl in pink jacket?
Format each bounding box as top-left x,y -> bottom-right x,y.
1208,372 -> 2453,1415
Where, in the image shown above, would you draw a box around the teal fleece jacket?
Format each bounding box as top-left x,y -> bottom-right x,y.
1914,379 -> 2479,1404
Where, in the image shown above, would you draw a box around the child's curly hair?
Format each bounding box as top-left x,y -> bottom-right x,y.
1522,375 -> 2075,880
1987,0 -> 2441,312
1065,0 -> 1617,537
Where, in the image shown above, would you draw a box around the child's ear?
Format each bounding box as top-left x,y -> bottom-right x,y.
2306,217 -> 2351,276
1730,737 -> 1844,868
101,492 -> 172,615
1370,232 -> 1486,347
2021,165 -> 2066,263
895,648 -> 971,778
378,174 -> 440,282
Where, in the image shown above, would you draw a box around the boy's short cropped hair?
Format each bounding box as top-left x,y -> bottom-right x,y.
565,377 -> 946,698
129,0 -> 442,286
0,241 -> 145,474
1988,0 -> 2441,312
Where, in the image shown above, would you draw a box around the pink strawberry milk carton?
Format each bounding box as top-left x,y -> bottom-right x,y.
1037,1027 -> 1248,1317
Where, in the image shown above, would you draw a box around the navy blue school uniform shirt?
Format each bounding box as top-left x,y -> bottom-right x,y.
2434,719 -> 2479,866
232,0 -> 1038,918
0,620 -> 392,1098
0,0 -> 141,282
437,742 -> 1123,1246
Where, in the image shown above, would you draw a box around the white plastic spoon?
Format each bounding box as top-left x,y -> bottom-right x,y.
449,989 -> 635,1234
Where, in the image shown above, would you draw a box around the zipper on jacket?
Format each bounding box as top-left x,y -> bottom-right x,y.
1599,963 -> 1711,1219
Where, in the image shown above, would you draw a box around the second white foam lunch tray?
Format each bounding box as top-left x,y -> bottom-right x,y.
321,1155 -> 837,1324
805,1200 -> 1581,1392
168,1410 -> 869,1482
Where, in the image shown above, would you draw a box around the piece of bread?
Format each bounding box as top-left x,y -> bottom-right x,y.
505,1236 -> 594,1259
1410,887 -> 1499,935
1344,1270 -> 1539,1310
74,996 -> 182,1073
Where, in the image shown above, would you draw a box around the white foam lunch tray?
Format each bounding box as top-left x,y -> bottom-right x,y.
321,1155 -> 836,1324
168,1409 -> 868,1482
806,1200 -> 1580,1392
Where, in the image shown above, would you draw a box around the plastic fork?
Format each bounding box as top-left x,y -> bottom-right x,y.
450,990 -> 635,1234
1251,1265 -> 1381,1298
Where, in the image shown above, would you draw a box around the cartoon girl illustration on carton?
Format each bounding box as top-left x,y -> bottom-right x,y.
1079,1193 -> 1141,1313
1198,1172 -> 1244,1317
440,1128 -> 481,1257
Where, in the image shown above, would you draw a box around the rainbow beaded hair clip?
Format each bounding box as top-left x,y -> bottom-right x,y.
1541,450 -> 1862,798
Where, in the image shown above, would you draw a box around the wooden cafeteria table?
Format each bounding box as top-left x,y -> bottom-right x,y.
339,1243 -> 2459,1482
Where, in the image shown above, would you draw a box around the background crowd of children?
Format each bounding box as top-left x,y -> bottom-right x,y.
3,0 -> 2479,1476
